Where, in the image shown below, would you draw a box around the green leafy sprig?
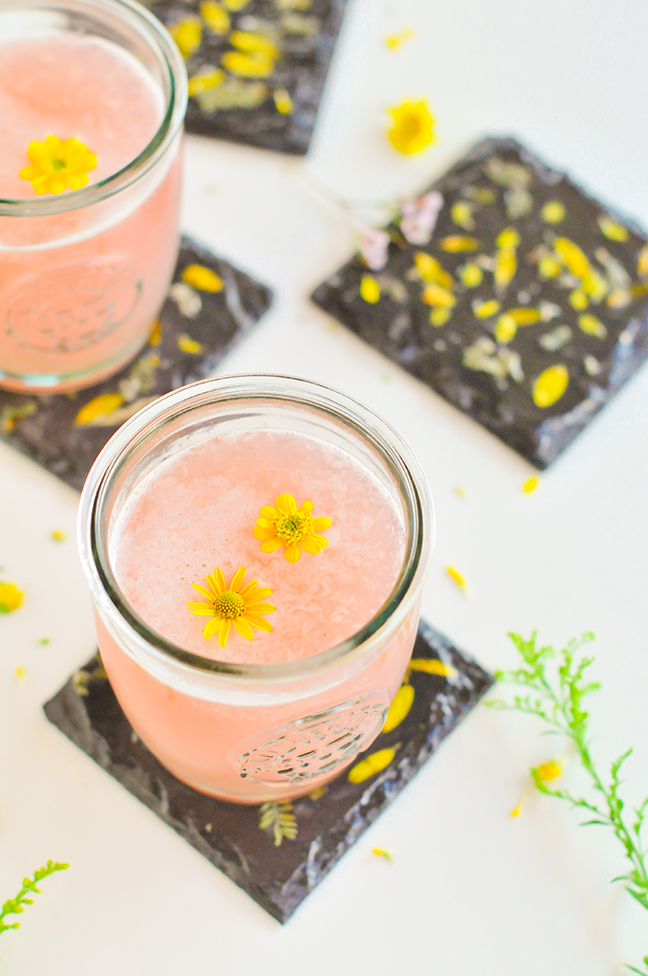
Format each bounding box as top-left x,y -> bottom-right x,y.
487,632 -> 648,975
0,861 -> 69,953
258,801 -> 297,847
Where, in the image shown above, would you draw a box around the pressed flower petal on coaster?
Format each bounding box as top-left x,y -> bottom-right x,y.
0,237 -> 272,490
146,0 -> 347,155
43,620 -> 492,923
312,137 -> 648,468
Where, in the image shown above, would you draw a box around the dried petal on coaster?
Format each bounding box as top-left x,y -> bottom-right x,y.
43,620 -> 492,923
0,237 -> 272,490
146,0 -> 347,156
312,137 -> 648,468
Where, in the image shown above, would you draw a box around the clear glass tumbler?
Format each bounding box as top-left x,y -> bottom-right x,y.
0,0 -> 187,393
78,375 -> 434,803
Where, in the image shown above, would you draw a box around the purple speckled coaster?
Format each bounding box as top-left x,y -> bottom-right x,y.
44,620 -> 492,922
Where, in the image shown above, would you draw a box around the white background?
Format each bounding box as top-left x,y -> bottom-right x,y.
1,0 -> 648,972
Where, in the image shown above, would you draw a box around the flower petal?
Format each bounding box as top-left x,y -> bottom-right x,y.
229,566 -> 246,592
311,516 -> 332,531
203,617 -> 220,639
253,526 -> 276,541
218,618 -> 231,647
239,579 -> 259,597
209,568 -> 226,593
244,601 -> 275,614
260,538 -> 283,553
299,500 -> 314,516
233,617 -> 254,640
187,603 -> 215,615
243,613 -> 274,632
275,493 -> 297,514
192,583 -> 214,600
245,586 -> 272,603
284,543 -> 301,563
255,518 -> 273,528
259,506 -> 277,520
300,535 -> 323,554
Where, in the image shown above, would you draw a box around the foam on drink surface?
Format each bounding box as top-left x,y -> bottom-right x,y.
0,32 -> 163,198
109,430 -> 407,664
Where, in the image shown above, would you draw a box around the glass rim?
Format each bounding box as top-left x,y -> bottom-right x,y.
78,375 -> 435,682
0,0 -> 187,216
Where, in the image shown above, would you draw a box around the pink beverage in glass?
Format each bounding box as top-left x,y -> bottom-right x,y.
0,0 -> 187,393
79,377 -> 434,803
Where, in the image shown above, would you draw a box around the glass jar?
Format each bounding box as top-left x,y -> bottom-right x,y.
78,375 -> 434,803
0,0 -> 187,393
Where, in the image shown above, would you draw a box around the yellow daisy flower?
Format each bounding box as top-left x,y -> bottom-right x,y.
253,493 -> 332,563
19,135 -> 97,195
387,99 -> 436,155
187,566 -> 275,647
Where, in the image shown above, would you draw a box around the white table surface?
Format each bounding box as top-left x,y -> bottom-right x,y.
1,0 -> 648,972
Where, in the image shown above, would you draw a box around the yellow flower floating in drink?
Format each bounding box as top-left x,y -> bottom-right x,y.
254,493 -> 332,563
387,99 -> 436,155
19,135 -> 97,195
187,566 -> 275,646
0,581 -> 23,613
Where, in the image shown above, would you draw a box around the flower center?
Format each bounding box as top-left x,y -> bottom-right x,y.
214,590 -> 245,618
275,512 -> 310,544
51,158 -> 66,171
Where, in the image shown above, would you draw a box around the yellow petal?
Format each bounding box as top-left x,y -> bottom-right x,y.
408,658 -> 458,678
211,567 -> 227,593
422,282 -> 455,308
299,500 -> 314,516
0,582 -> 23,613
348,747 -> 396,784
536,759 -> 563,782
522,476 -> 539,494
445,565 -> 466,591
253,526 -> 276,540
233,617 -> 255,640
532,364 -> 569,408
300,536 -> 323,554
311,516 -> 331,531
273,88 -> 293,115
203,617 -> 220,639
275,493 -> 297,513
541,201 -> 565,224
221,50 -> 275,78
245,586 -> 273,602
239,579 -> 259,597
598,216 -> 628,242
259,506 -> 277,520
218,618 -> 231,647
256,518 -> 274,529
192,583 -> 215,600
229,567 -> 246,592
229,30 -> 278,58
495,314 -> 517,344
187,604 -> 215,616
245,601 -> 276,614
360,275 -> 380,303
181,264 -> 224,292
439,236 -> 478,253
200,1 -> 230,33
554,238 -> 591,280
242,613 -> 273,632
473,299 -> 500,318
382,684 -> 414,732
75,393 -> 124,425
260,538 -> 283,553
638,244 -> 648,278
177,334 -> 204,355
284,544 -> 302,563
578,314 -> 607,339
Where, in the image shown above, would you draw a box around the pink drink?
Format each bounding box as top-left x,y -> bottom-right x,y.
0,7 -> 186,393
80,377 -> 433,803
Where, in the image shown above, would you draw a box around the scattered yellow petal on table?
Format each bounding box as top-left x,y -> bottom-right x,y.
348,748 -> 396,784
554,237 -> 591,280
638,244 -> 648,278
532,365 -> 569,408
536,759 -> 563,782
473,299 -> 500,318
422,282 -> 455,308
569,288 -> 588,310
273,88 -> 293,114
0,582 -> 23,613
510,797 -> 526,818
75,394 -> 124,426
522,476 -> 539,494
188,68 -> 225,96
50,530 -> 67,542
387,99 -> 435,155
430,307 -> 450,327
170,17 -> 202,59
495,314 -> 517,344
384,27 -> 414,51
408,658 -> 458,678
182,264 -> 224,292
200,1 -> 230,33
14,666 -> 26,680
440,236 -> 479,253
382,683 -> 414,732
177,334 -> 204,354
598,216 -> 628,242
578,314 -> 607,339
445,565 -> 467,592
541,201 -> 565,224
459,263 -> 482,287
148,320 -> 162,346
372,848 -> 394,861
360,275 -> 380,303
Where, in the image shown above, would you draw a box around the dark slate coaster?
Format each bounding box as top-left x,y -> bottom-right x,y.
43,620 -> 492,923
0,236 -> 272,490
147,0 -> 346,156
312,137 -> 648,468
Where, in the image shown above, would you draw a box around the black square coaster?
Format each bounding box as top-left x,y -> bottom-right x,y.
146,0 -> 346,156
312,137 -> 648,468
43,620 -> 492,923
0,236 -> 272,491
